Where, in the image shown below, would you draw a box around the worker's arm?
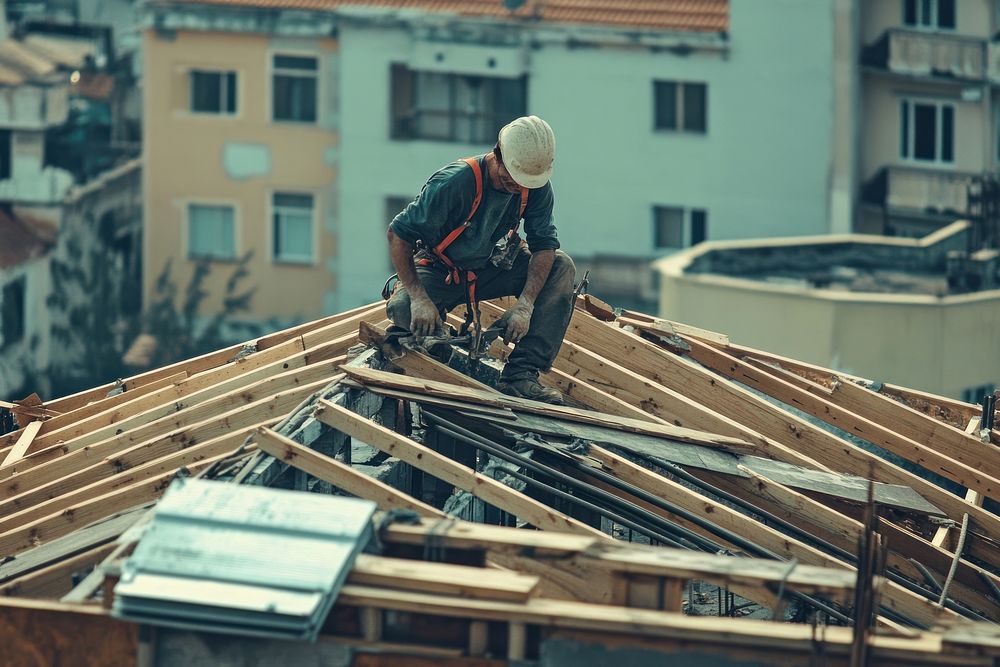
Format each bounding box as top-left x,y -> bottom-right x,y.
503,249 -> 554,344
388,228 -> 441,337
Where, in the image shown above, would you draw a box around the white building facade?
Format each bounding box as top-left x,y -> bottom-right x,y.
333,0 -> 844,308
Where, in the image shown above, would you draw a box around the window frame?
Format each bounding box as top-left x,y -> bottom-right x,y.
270,191 -> 318,266
653,205 -> 708,250
185,201 -> 240,262
653,80 -> 708,134
270,52 -> 320,125
899,97 -> 956,166
389,64 -> 528,144
902,0 -> 956,31
188,69 -> 239,116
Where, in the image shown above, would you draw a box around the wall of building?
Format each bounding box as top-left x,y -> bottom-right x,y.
657,262 -> 1000,400
861,0 -> 994,43
334,0 -> 838,308
143,28 -> 338,322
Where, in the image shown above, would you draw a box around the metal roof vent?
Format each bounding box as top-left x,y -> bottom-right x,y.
112,477 -> 376,641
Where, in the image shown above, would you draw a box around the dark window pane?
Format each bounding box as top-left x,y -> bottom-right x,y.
903,0 -> 917,25
900,100 -> 909,158
920,0 -> 932,25
390,64 -> 416,139
654,206 -> 684,248
913,103 -> 937,160
274,55 -> 317,71
274,193 -> 313,208
274,75 -> 317,122
191,71 -> 221,112
683,83 -> 707,133
941,105 -> 954,162
0,130 -> 10,179
654,81 -> 677,130
1,277 -> 25,348
691,209 -> 707,245
937,0 -> 955,28
225,72 -> 237,113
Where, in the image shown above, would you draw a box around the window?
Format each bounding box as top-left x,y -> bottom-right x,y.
273,55 -> 318,123
1,277 -> 25,349
0,130 -> 10,180
654,81 -> 707,133
188,204 -> 236,260
654,206 -> 708,249
900,99 -> 954,163
961,384 -> 995,405
190,70 -> 237,114
903,0 -> 955,30
272,193 -> 314,264
390,65 -> 527,143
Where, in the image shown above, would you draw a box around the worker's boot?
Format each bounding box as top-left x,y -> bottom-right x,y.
497,375 -> 564,405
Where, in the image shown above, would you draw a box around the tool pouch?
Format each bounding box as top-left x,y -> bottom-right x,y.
489,234 -> 524,271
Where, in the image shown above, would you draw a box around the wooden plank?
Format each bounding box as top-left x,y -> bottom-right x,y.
34,300 -> 382,418
21,337 -> 306,454
0,380 -> 328,513
3,361 -> 342,484
618,315 -> 730,346
349,554 -> 539,602
0,542 -> 115,598
0,421 -> 42,469
680,335 -> 1000,501
341,366 -> 757,455
0,372 -> 189,452
314,400 -> 605,538
830,379 -> 1000,479
0,448 -> 248,556
0,598 -> 138,667
558,309 -> 1000,561
0,423 -> 273,533
253,427 -> 443,518
581,444 -> 952,628
544,366 -> 667,424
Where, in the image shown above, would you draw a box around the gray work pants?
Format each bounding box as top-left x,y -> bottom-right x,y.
386,249 -> 576,380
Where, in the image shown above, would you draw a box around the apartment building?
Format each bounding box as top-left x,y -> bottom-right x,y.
859,0 -> 1000,237
142,0 -> 848,316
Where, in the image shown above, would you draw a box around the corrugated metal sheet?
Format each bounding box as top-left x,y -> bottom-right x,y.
113,478 -> 375,641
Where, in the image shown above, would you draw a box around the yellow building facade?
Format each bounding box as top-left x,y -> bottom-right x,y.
143,25 -> 338,323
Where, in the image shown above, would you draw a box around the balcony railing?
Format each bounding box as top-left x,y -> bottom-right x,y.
862,165 -> 979,216
862,29 -> 986,81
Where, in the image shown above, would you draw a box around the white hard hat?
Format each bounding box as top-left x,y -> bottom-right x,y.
498,115 -> 555,189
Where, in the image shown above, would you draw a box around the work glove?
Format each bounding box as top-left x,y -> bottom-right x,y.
409,295 -> 442,338
502,299 -> 533,345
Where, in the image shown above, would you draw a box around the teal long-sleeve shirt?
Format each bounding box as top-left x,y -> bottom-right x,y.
389,155 -> 559,271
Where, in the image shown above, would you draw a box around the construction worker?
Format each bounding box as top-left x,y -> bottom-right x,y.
386,115 -> 574,405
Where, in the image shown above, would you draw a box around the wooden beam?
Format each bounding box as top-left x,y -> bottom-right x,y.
349,554 -> 539,602
0,423 -> 273,533
0,379 -> 329,511
253,427 -> 443,518
0,448 -> 250,556
0,421 -> 42,469
340,366 -> 757,455
0,542 -> 115,598
679,335 -> 1000,502
580,444 -> 952,628
32,301 -> 382,418
20,337 -> 307,454
556,309 -> 1000,561
314,400 -> 605,538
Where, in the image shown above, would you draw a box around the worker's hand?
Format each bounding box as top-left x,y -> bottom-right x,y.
502,299 -> 534,345
409,295 -> 442,338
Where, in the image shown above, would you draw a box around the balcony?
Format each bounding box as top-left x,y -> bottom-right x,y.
862,29 -> 986,82
862,165 -> 979,217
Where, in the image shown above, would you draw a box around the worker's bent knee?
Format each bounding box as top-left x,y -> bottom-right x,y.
549,251 -> 576,290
